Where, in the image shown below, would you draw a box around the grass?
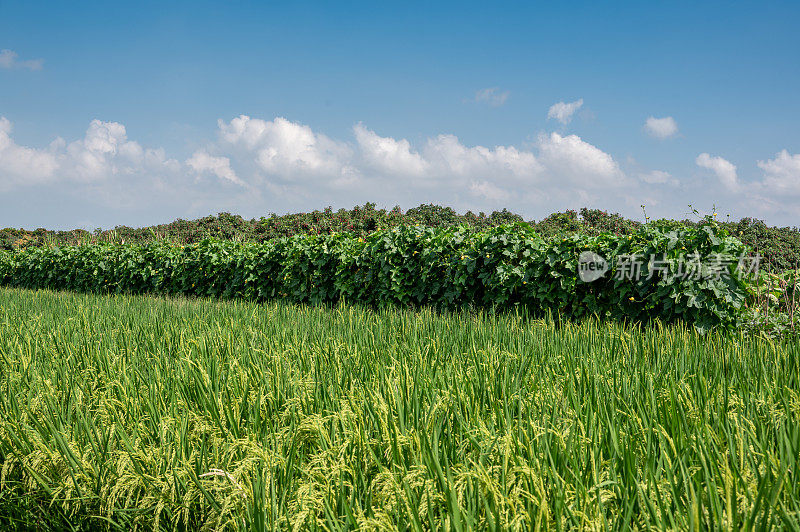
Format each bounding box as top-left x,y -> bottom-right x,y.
0,287 -> 798,530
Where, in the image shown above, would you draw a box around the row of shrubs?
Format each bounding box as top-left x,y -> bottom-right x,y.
0,219 -> 751,331
2,203 -> 798,271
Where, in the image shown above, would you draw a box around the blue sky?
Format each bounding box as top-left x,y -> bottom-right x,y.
1,1 -> 799,229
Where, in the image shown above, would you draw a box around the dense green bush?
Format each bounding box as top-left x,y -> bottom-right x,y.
0,220 -> 751,331
0,204 -> 519,249
2,203 -> 797,271
721,218 -> 800,272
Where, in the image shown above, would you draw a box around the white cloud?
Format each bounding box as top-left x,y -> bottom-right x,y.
423,134 -> 543,181
472,87 -> 510,107
0,114 -> 625,200
547,99 -> 583,125
696,153 -> 738,191
206,117 -> 625,207
218,115 -> 354,181
0,49 -> 43,70
0,117 -> 59,185
186,150 -> 244,185
644,116 -> 678,139
8,111 -> 800,228
470,180 -> 511,201
0,116 -> 179,190
537,132 -> 624,186
353,123 -> 428,177
63,119 -> 179,182
638,170 -> 677,185
757,150 -> 800,195
215,116 -> 545,194
66,120 -> 134,181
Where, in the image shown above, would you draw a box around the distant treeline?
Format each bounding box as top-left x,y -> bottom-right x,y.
2,203 -> 799,270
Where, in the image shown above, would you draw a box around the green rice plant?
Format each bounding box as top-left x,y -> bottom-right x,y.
0,287 -> 797,530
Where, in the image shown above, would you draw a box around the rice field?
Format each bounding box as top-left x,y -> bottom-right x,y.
0,287 -> 798,530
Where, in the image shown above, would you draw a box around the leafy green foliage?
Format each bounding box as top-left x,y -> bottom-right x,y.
0,204 -> 523,250
723,217 -> 800,271
740,268 -> 800,338
3,203 -> 798,272
0,220 -> 751,330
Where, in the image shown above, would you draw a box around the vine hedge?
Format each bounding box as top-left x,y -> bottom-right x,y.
0,220 -> 751,331
3,204 -> 798,271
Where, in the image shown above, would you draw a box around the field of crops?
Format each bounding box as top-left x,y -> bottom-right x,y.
0,287 -> 798,530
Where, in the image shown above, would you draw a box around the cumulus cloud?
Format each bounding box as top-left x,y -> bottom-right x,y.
16,112 -> 800,229
538,132 -> 624,186
354,123 -> 428,177
0,114 -> 626,200
0,113 -> 665,224
638,170 -> 678,185
65,119 -> 180,182
644,116 -> 678,139
757,150 -> 800,195
216,116 -> 549,194
186,151 -> 243,186
423,134 -> 543,181
547,99 -> 583,125
203,116 -> 627,209
218,115 -> 355,182
0,116 -> 180,190
0,49 -> 43,70
0,117 -> 59,185
696,153 -> 738,191
471,87 -> 510,107
470,180 -> 511,201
